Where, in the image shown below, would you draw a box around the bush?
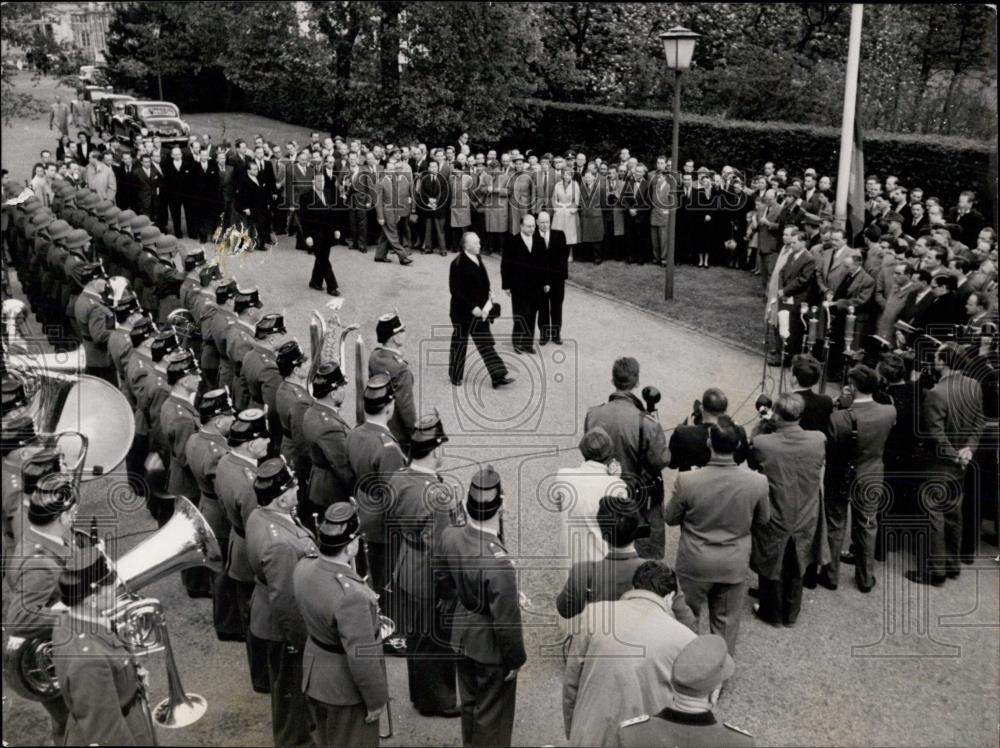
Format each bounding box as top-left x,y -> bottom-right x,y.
504,99 -> 997,222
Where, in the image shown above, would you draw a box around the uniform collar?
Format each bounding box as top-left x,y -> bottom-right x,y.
231,451 -> 258,468
27,524 -> 70,555
608,391 -> 644,411
363,420 -> 394,438
656,706 -> 717,726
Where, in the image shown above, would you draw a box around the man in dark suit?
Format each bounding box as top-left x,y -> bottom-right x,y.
948,190 -> 985,248
790,355 -> 833,435
921,274 -> 965,339
668,388 -> 749,472
754,189 -> 782,291
133,153 -> 161,221
189,148 -> 219,242
161,145 -> 190,238
299,173 -> 339,296
534,211 -> 567,345
236,161 -> 270,249
898,269 -> 934,329
775,230 -> 818,361
448,232 -> 514,388
502,214 -> 549,354
114,151 -> 137,212
417,160 -> 448,255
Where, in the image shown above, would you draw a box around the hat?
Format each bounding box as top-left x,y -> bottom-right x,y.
233,287 -> 262,314
317,501 -> 361,554
150,330 -> 180,363
363,373 -> 393,413
21,449 -> 63,495
375,313 -> 405,344
785,185 -> 802,198
46,219 -> 73,242
466,464 -> 503,521
112,208 -> 137,228
165,348 -> 199,385
234,408 -> 269,444
154,234 -> 178,256
579,427 -> 613,463
2,376 -> 28,414
81,193 -> 102,211
90,199 -> 113,216
885,212 -> 904,224
21,196 -> 44,213
312,361 -> 346,398
253,457 -> 297,505
64,229 -> 90,251
215,278 -> 238,305
139,225 -> 161,246
197,387 -> 233,423
199,263 -> 221,287
128,214 -> 152,236
129,315 -> 155,347
28,473 -> 78,524
254,312 -> 286,340
110,290 -> 139,321
410,413 -> 448,458
2,415 -> 36,453
58,535 -> 115,606
276,340 -> 306,376
73,188 -> 92,204
99,204 -> 121,222
31,211 -> 55,230
804,168 -> 818,177
183,247 -> 206,271
670,634 -> 736,697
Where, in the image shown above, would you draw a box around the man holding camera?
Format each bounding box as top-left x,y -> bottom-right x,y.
584,357 -> 670,559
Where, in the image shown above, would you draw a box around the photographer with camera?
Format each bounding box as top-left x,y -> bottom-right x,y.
584,357 -> 670,559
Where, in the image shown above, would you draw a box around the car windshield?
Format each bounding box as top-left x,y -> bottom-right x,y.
139,104 -> 178,118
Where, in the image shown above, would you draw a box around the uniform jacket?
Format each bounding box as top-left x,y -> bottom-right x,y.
246,505 -> 316,646
72,287 -> 114,368
368,346 -> 416,450
749,421 -> 825,579
5,526 -> 69,635
301,402 -> 355,509
618,708 -> 754,748
922,371 -> 984,466
124,343 -> 153,436
185,429 -> 231,540
665,459 -> 771,583
293,556 -> 388,710
437,524 -> 526,670
215,450 -> 260,582
346,421 -> 406,543
276,379 -> 312,469
449,251 -> 493,324
107,326 -> 135,404
159,390 -> 200,499
584,393 -> 670,485
241,344 -> 281,414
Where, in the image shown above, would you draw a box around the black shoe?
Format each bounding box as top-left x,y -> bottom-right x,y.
437,250 -> 447,256
215,632 -> 246,643
752,603 -> 782,628
817,572 -> 838,591
783,617 -> 798,627
946,569 -> 960,579
766,355 -> 783,367
492,376 -> 515,388
553,336 -> 563,345
594,259 -> 603,265
539,338 -> 549,346
418,706 -> 461,718
840,551 -> 856,565
400,258 -> 413,266
959,555 -> 974,565
521,346 -> 536,354
327,288 -> 341,296
904,570 -> 946,587
308,283 -> 323,291
450,378 -> 463,386
421,249 -> 432,255
802,569 -> 817,589
857,577 -> 876,593
374,257 -> 391,263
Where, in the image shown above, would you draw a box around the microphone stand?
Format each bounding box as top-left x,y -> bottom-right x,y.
760,299 -> 774,394
819,301 -> 834,392
842,304 -> 856,388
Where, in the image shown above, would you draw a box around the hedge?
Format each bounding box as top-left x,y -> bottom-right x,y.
503,99 -> 998,223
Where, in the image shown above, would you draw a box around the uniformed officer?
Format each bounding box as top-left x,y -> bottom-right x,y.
2,417 -> 59,565
369,312 -> 416,449
617,634 -> 752,748
119,314 -> 155,493
186,387 -> 243,641
293,502 -> 388,748
209,278 -> 241,393
97,204 -> 125,276
130,224 -> 163,313
215,409 -> 272,693
21,210 -> 54,306
149,235 -> 188,324
225,287 -> 265,410
274,340 -> 313,505
246,457 -> 318,747
438,465 -> 526,748
346,373 -> 406,599
387,413 -> 460,716
107,300 -> 143,407
242,312 -> 287,442
584,357 -> 670,559
38,218 -> 73,327
51,535 -> 157,746
194,273 -> 234,389
178,246 -> 208,309
71,267 -> 117,384
4,473 -> 77,744
142,331 -> 186,488
57,232 -> 96,342
301,361 -> 355,529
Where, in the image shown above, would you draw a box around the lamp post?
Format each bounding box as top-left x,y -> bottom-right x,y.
151,25 -> 163,100
659,26 -> 700,301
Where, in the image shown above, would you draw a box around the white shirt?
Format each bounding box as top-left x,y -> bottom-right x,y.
521,233 -> 533,253
539,230 -> 549,248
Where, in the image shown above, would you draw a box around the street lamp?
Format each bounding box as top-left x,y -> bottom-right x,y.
659,25 -> 700,301
151,25 -> 163,100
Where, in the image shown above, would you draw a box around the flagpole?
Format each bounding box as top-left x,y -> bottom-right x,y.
835,4 -> 864,228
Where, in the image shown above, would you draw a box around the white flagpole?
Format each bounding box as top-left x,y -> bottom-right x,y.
835,4 -> 865,227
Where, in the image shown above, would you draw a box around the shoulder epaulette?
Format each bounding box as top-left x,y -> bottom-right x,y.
620,715 -> 649,728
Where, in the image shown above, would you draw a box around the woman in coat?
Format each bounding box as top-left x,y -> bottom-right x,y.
551,168 -> 580,261
578,171 -> 604,264
479,160 -> 508,255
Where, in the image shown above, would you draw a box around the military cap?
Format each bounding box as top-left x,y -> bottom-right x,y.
154,234 -> 178,256
128,214 -> 153,237
73,188 -> 92,204
65,229 -> 91,251
90,199 -> 113,216
110,290 -> 139,321
254,312 -> 286,340
129,315 -> 155,347
150,330 -> 180,363
276,340 -> 306,376
139,225 -> 160,246
233,287 -> 262,314
197,387 -> 234,423
46,219 -> 73,242
2,415 -> 36,453
31,211 -> 55,230
21,450 -> 63,495
579,426 -> 613,463
99,204 -> 121,223
54,182 -> 76,197
112,208 -> 137,228
2,376 -> 28,415
253,457 -> 297,506
375,312 -> 405,344
199,263 -> 221,287
58,535 -> 115,606
21,196 -> 44,213
410,412 -> 448,458
215,278 -> 238,304
80,193 -> 103,211
467,464 -> 503,521
317,500 -> 361,554
183,247 -> 206,271
671,634 -> 735,697
885,212 -> 904,224
73,262 -> 104,287
312,361 -> 346,398
785,185 -> 802,198
165,348 -> 199,385
28,473 -> 78,524
228,408 -> 269,446
363,373 -> 393,411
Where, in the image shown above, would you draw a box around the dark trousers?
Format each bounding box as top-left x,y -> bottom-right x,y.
676,576 -> 748,654
824,491 -> 878,588
235,579 -> 271,693
308,698 -> 377,748
423,215 -> 446,251
510,288 -> 540,350
449,318 -> 508,384
349,208 -> 368,249
457,657 -> 517,748
166,196 -> 184,237
209,529 -> 243,640
41,695 -> 68,745
183,197 -> 199,238
758,537 -> 804,625
265,640 -> 314,747
634,499 -> 665,560
538,280 -> 565,341
400,589 -> 458,712
923,463 -> 965,577
309,247 -> 339,292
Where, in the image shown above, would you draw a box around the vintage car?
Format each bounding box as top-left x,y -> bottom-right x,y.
93,93 -> 135,135
111,100 -> 192,148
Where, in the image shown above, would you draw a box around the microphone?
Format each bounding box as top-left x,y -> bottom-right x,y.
778,309 -> 790,339
806,306 -> 819,347
844,305 -> 856,353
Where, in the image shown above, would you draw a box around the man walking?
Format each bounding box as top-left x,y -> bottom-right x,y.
300,172 -> 340,296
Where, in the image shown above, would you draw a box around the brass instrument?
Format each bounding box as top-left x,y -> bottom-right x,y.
308,303 -> 365,423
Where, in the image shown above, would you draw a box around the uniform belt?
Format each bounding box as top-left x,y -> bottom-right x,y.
310,636 -> 345,654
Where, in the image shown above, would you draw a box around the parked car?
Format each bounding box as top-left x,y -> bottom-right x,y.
112,100 -> 191,148
94,93 -> 135,135
79,65 -> 108,86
